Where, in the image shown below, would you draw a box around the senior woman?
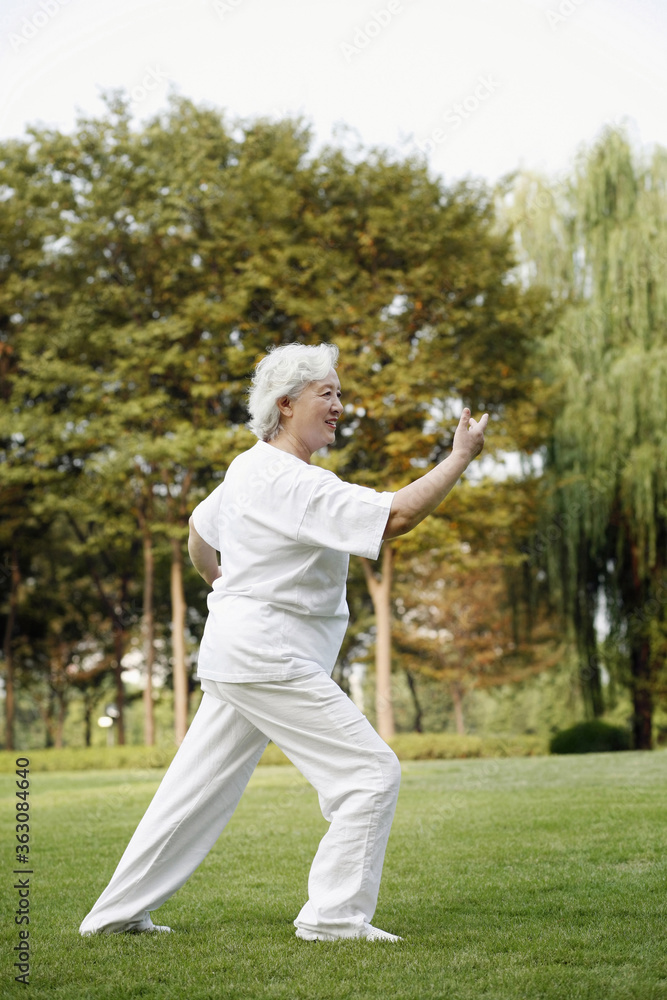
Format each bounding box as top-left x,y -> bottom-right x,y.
79,342 -> 487,942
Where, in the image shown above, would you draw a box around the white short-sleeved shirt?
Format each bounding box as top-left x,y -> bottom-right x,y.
191,440 -> 394,682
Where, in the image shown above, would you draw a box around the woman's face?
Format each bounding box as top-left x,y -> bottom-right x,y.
279,368 -> 343,457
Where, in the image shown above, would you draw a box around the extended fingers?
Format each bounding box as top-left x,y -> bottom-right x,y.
459,408 -> 489,435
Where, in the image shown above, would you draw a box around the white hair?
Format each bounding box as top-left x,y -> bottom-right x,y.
247,342 -> 339,441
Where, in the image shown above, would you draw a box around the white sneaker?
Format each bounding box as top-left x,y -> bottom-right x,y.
123,916 -> 173,934
81,922 -> 172,936
129,923 -> 172,934
295,923 -> 402,942
359,924 -> 403,942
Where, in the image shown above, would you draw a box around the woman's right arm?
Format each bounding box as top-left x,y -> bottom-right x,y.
383,408 -> 488,539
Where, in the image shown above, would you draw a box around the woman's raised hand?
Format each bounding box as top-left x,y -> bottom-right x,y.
452,408 -> 489,464
383,407 -> 490,539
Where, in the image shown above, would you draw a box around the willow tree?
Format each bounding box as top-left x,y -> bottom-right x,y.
507,127 -> 667,748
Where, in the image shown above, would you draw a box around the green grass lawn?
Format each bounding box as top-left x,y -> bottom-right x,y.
2,752 -> 666,999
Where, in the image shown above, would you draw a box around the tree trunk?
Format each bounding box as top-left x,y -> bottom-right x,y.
404,669 -> 423,733
74,663 -> 114,747
630,637 -> 653,749
54,688 -> 67,749
113,591 -> 127,746
360,545 -> 395,741
451,682 -> 465,735
2,550 -> 19,751
41,690 -> 56,748
50,641 -> 69,749
65,514 -> 129,743
621,535 -> 655,751
171,536 -> 188,745
142,527 -> 156,746
84,700 -> 92,748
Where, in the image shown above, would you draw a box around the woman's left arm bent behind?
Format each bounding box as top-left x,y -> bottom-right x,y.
188,519 -> 221,586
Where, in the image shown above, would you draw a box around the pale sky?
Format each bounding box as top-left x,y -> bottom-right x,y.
1,0 -> 666,184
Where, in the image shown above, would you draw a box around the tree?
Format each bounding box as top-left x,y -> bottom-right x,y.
506,126 -> 667,747
0,94 -> 549,747
321,167 -> 548,739
393,548 -> 563,735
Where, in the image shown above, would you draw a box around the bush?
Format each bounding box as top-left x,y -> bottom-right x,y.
0,745 -> 178,773
549,720 -> 631,755
389,732 -> 546,760
0,732 -> 548,772
0,742 -> 290,773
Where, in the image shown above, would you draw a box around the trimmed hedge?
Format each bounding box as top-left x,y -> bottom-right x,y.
388,732 -> 546,761
549,720 -> 632,755
0,732 -> 548,773
0,743 -> 289,773
3,745 -> 180,773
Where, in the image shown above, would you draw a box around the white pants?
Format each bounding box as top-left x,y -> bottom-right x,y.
79,671 -> 401,938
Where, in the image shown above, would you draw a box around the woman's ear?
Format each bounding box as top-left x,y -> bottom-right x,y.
276,395 -> 293,418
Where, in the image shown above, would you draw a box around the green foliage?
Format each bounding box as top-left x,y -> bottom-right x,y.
0,741 -> 291,773
0,744 -> 178,773
0,732 -> 545,773
1,92 -> 553,746
549,720 -> 631,755
389,731 -> 546,759
505,125 -> 667,746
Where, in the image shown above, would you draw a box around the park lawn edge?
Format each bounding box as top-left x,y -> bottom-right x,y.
0,732 -> 549,771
